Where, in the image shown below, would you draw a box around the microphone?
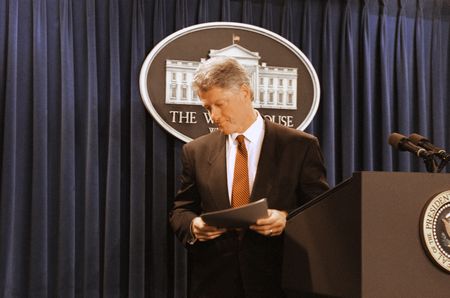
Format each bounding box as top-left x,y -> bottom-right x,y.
388,133 -> 433,158
409,133 -> 450,160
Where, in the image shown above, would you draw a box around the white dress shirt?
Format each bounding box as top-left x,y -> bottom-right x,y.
226,111 -> 265,203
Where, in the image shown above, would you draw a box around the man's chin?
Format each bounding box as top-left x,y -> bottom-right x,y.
219,128 -> 229,135
218,127 -> 234,135
216,124 -> 237,135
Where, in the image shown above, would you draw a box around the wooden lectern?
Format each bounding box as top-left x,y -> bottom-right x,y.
282,172 -> 450,298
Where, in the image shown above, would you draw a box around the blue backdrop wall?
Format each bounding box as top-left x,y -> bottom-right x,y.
0,0 -> 449,297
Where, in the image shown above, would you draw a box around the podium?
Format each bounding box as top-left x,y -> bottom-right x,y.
282,172 -> 450,298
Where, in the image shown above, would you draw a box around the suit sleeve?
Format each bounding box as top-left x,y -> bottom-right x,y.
169,144 -> 202,247
297,137 -> 329,206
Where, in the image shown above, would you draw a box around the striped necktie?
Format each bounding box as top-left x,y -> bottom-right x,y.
231,135 -> 250,207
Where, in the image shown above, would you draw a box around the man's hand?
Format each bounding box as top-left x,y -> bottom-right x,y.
249,209 -> 287,237
191,217 -> 227,242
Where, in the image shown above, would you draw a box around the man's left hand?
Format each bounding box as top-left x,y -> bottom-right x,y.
249,209 -> 287,237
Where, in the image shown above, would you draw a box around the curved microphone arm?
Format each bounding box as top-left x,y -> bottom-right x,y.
388,132 -> 438,173
409,133 -> 449,173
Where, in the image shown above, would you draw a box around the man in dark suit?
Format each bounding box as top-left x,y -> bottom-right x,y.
169,57 -> 329,298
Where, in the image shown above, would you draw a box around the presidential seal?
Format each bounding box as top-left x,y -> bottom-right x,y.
420,190 -> 450,273
139,22 -> 320,142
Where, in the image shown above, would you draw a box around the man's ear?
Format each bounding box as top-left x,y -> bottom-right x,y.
240,84 -> 252,101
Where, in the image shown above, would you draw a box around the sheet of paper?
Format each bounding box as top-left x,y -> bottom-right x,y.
201,198 -> 269,228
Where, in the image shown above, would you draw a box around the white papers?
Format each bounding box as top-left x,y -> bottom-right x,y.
201,198 -> 269,228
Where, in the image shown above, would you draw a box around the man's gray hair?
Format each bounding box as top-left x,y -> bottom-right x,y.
192,57 -> 253,98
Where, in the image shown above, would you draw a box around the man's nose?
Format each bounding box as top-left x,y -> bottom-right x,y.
210,106 -> 220,122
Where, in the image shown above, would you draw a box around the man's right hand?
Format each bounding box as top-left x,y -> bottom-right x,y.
191,217 -> 227,242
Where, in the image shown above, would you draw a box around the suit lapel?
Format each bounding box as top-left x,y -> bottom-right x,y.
206,133 -> 231,210
250,119 -> 277,202
204,119 -> 278,209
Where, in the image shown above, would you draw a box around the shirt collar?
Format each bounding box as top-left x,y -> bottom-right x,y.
229,110 -> 264,144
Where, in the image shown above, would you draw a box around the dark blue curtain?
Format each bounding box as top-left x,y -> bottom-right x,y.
0,0 -> 448,297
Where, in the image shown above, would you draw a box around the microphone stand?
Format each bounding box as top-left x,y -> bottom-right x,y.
437,155 -> 449,173
423,153 -> 448,173
423,154 -> 438,173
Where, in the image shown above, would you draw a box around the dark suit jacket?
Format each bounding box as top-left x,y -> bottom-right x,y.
170,118 -> 329,298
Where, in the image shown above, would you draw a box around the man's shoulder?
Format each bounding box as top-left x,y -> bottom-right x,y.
184,130 -> 225,150
265,119 -> 318,143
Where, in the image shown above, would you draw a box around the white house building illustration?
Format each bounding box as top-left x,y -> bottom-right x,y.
165,42 -> 298,109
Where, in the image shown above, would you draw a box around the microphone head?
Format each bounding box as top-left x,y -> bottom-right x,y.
388,132 -> 407,150
409,133 -> 447,156
388,132 -> 431,158
409,133 -> 429,145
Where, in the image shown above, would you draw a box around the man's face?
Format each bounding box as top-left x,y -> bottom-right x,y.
199,85 -> 253,135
